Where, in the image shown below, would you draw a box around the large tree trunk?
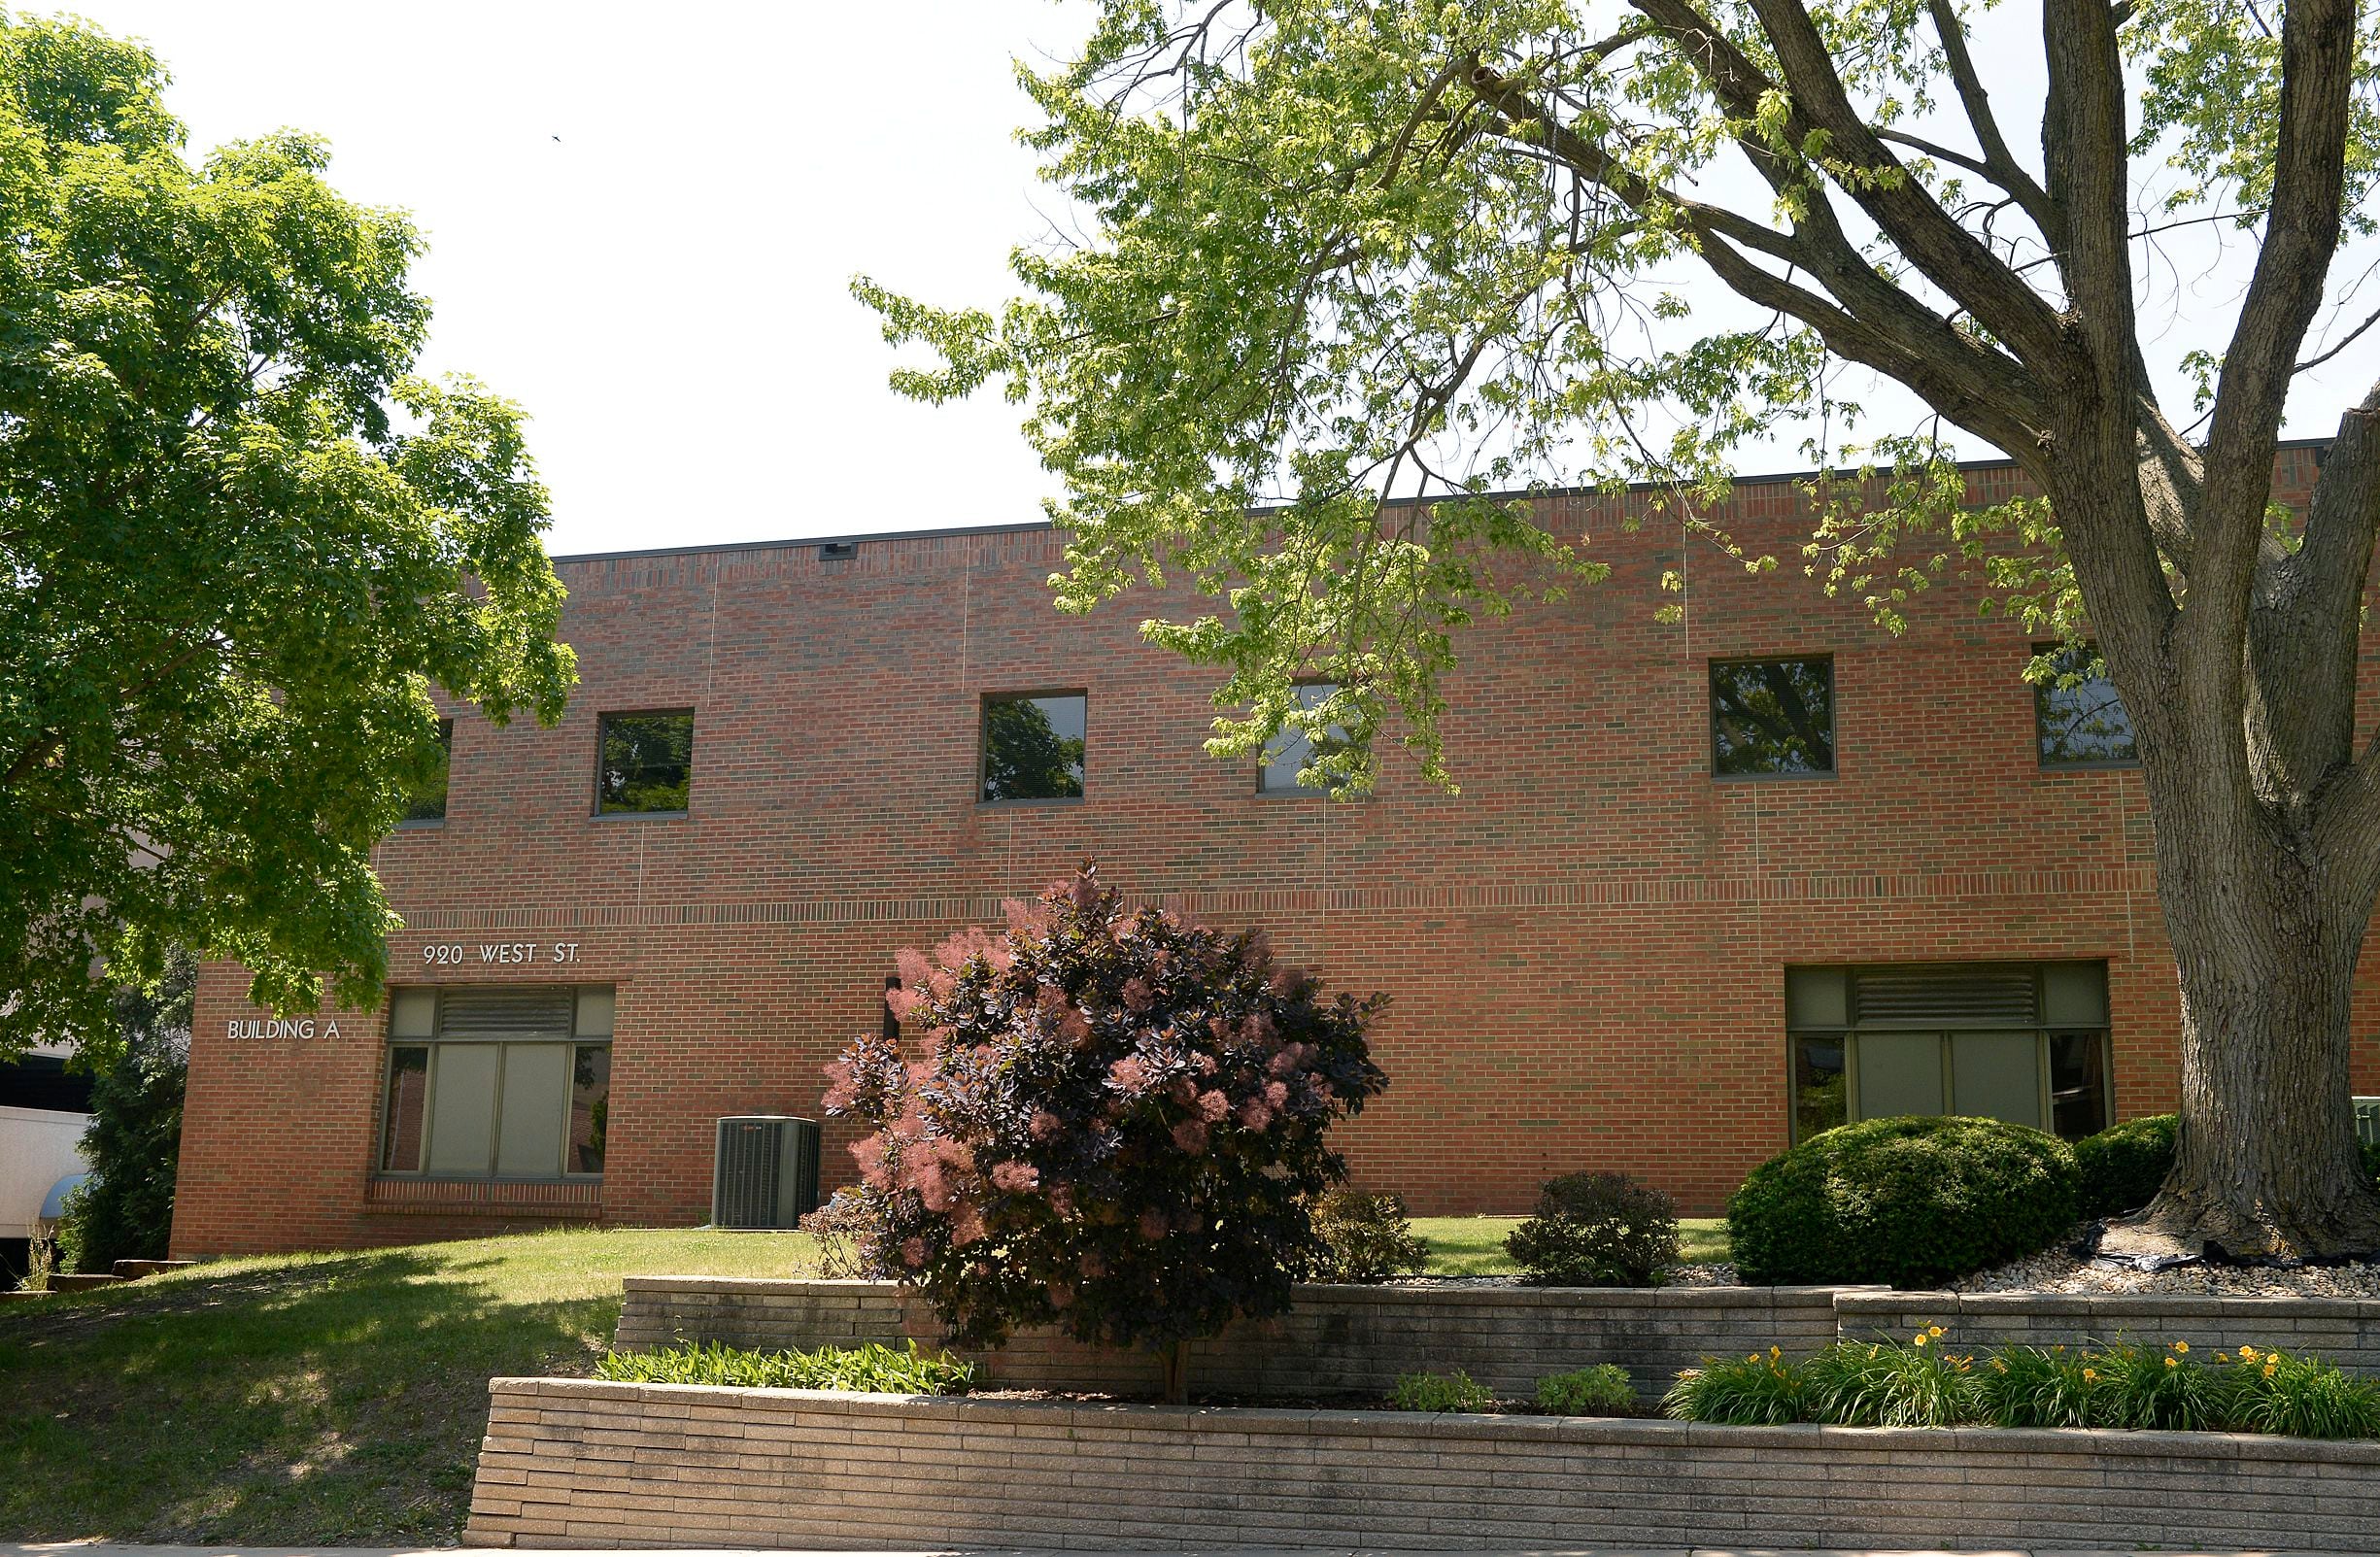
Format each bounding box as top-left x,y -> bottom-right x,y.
2118,762 -> 2380,1263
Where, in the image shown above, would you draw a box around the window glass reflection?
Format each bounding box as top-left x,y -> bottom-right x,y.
1712,658 -> 1835,776
2035,645 -> 2137,766
598,713 -> 694,814
981,694 -> 1086,801
1260,683 -> 1343,794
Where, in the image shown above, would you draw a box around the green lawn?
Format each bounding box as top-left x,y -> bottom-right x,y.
1412,1216 -> 1729,1273
0,1215 -> 1731,1543
0,1228 -> 822,1544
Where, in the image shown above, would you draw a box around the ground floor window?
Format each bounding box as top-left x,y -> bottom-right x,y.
1785,962 -> 2111,1142
379,985 -> 613,1178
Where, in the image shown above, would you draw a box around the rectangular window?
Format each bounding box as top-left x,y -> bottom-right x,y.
375,986 -> 614,1179
980,692 -> 1086,802
597,711 -> 694,815
380,1047 -> 429,1170
401,719 -> 453,826
1784,963 -> 2113,1142
1791,1033 -> 1847,1141
569,1044 -> 611,1173
2049,1031 -> 2111,1137
2034,644 -> 2138,767
1259,682 -> 1344,795
1712,657 -> 1836,777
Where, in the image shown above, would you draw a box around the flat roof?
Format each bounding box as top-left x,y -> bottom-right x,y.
550,436 -> 2331,567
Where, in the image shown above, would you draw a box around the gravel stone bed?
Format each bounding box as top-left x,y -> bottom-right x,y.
1948,1247 -> 2380,1297
1382,1256 -> 2380,1296
1382,1262 -> 1741,1289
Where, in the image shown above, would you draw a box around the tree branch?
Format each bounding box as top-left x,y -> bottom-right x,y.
1734,0 -> 2072,369
1540,13 -> 2052,457
1923,0 -> 2062,245
2263,379 -> 2380,801
2192,0 -> 2360,663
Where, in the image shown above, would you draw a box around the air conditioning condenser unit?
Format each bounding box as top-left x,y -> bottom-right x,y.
711,1115 -> 822,1230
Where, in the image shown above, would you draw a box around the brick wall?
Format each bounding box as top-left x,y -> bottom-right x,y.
174,446 -> 2380,1255
612,1274 -> 1853,1397
462,1376 -> 2380,1550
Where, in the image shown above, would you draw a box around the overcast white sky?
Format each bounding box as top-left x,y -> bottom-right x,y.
51,3 -> 2377,559
66,1 -> 1089,558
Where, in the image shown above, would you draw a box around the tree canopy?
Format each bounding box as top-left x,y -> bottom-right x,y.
0,16 -> 575,1057
864,0 -> 2380,1257
860,0 -> 2377,794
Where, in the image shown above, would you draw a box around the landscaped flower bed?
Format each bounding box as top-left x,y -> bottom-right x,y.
1671,1330 -> 2380,1437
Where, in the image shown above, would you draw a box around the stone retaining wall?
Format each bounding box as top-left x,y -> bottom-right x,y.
613,1276 -> 1851,1397
1836,1290 -> 2380,1367
462,1376 -> 2380,1551
618,1276 -> 2380,1400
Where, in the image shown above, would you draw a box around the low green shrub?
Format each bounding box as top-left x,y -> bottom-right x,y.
1534,1364 -> 1636,1415
594,1338 -> 975,1395
2074,1114 -> 2177,1219
1307,1189 -> 1429,1281
1505,1170 -> 1679,1286
2364,1138 -> 2380,1188
1662,1346 -> 1808,1424
1727,1115 -> 2080,1287
1389,1369 -> 1494,1413
1668,1333 -> 2380,1439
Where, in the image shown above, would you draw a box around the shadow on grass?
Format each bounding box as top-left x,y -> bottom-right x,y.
0,1241 -> 628,1543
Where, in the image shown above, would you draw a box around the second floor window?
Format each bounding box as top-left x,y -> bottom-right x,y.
981,692 -> 1086,802
1711,657 -> 1836,778
597,711 -> 694,815
1259,682 -> 1345,795
401,718 -> 453,826
2034,645 -> 2138,767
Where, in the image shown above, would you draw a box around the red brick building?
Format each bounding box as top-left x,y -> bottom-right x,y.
170,446 -> 2380,1256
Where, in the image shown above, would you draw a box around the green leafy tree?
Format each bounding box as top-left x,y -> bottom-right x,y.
58,950 -> 193,1272
0,17 -> 575,1055
861,1 -> 2380,1260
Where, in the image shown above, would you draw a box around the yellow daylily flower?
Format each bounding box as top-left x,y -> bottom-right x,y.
2173,1341 -> 2189,1353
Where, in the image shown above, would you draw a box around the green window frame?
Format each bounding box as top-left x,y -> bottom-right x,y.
1785,962 -> 2113,1143
377,985 -> 614,1180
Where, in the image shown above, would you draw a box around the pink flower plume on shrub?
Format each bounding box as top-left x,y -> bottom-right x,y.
818,863 -> 1390,1360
